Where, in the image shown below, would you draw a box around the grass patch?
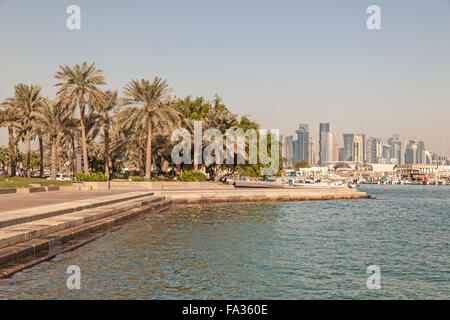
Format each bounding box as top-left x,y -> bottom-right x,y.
0,177 -> 72,189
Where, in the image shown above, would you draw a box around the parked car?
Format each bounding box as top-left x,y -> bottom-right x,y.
47,174 -> 71,181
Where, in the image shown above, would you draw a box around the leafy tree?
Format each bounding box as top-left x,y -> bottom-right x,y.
293,160 -> 310,170
122,78 -> 173,179
55,62 -> 106,174
2,84 -> 44,177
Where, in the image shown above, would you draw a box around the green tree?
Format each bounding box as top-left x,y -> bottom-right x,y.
55,62 -> 106,174
293,160 -> 310,170
0,106 -> 19,176
122,77 -> 173,179
2,84 -> 44,177
90,90 -> 119,180
34,100 -> 78,180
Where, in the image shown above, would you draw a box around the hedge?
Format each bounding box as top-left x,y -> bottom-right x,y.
179,170 -> 207,182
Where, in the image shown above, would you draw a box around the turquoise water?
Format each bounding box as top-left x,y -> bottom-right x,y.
1,185 -> 449,299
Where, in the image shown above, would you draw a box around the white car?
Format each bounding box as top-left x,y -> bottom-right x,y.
47,174 -> 71,181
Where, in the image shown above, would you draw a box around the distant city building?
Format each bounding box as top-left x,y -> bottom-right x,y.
338,147 -> 344,161
326,132 -> 335,162
382,144 -> 394,163
390,138 -> 402,165
425,151 -> 432,165
357,133 -> 366,162
319,123 -> 330,166
352,135 -> 364,162
405,140 -> 418,164
293,140 -> 299,163
366,137 -> 382,163
343,134 -> 354,161
294,124 -> 309,163
334,144 -> 341,163
308,136 -> 316,166
284,135 -> 294,168
417,141 -> 426,164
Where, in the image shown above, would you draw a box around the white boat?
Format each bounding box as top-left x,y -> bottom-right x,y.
292,181 -> 348,188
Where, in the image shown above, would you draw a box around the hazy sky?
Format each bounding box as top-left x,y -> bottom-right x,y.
0,0 -> 449,156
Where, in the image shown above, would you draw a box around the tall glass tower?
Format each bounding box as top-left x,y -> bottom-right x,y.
343,134 -> 355,161
319,123 -> 330,166
295,124 -> 310,162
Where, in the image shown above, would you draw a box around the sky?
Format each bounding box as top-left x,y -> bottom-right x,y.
0,0 -> 449,157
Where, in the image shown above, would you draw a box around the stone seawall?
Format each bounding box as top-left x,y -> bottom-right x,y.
157,187 -> 371,204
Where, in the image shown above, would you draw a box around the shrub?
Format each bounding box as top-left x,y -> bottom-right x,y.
179,170 -> 207,182
90,172 -> 107,181
76,172 -> 107,182
131,176 -> 158,182
76,172 -> 90,181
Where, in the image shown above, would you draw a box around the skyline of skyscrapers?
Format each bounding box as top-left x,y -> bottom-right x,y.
281,123 -> 445,168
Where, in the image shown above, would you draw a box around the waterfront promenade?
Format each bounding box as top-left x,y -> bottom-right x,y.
0,184 -> 370,278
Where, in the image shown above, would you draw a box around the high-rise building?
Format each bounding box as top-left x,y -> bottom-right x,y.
382,144 -> 393,161
334,144 -> 341,163
425,151 -> 432,165
319,123 -> 330,166
368,138 -> 376,163
405,140 -> 417,164
366,137 -> 383,163
308,137 -> 316,166
357,133 -> 366,162
417,141 -> 426,164
294,124 -> 309,163
389,135 -> 402,165
326,132 -> 335,162
293,140 -> 299,163
284,135 -> 294,168
352,135 -> 364,162
338,147 -> 344,161
343,134 -> 354,161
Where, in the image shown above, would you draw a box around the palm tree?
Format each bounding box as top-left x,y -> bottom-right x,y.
122,78 -> 172,179
55,62 -> 106,174
115,97 -> 180,176
34,100 -> 77,180
2,84 -> 44,177
90,90 -> 119,180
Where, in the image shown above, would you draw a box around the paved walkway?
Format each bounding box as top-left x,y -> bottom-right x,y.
0,191 -> 126,213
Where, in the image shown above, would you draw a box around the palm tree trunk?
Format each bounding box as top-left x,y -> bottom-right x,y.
138,147 -> 145,177
65,140 -> 72,176
57,135 -> 62,174
104,122 -> 110,181
79,95 -> 89,174
72,136 -> 76,175
8,127 -> 16,177
50,136 -> 57,180
39,135 -> 44,178
145,113 -> 152,179
26,128 -> 31,178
